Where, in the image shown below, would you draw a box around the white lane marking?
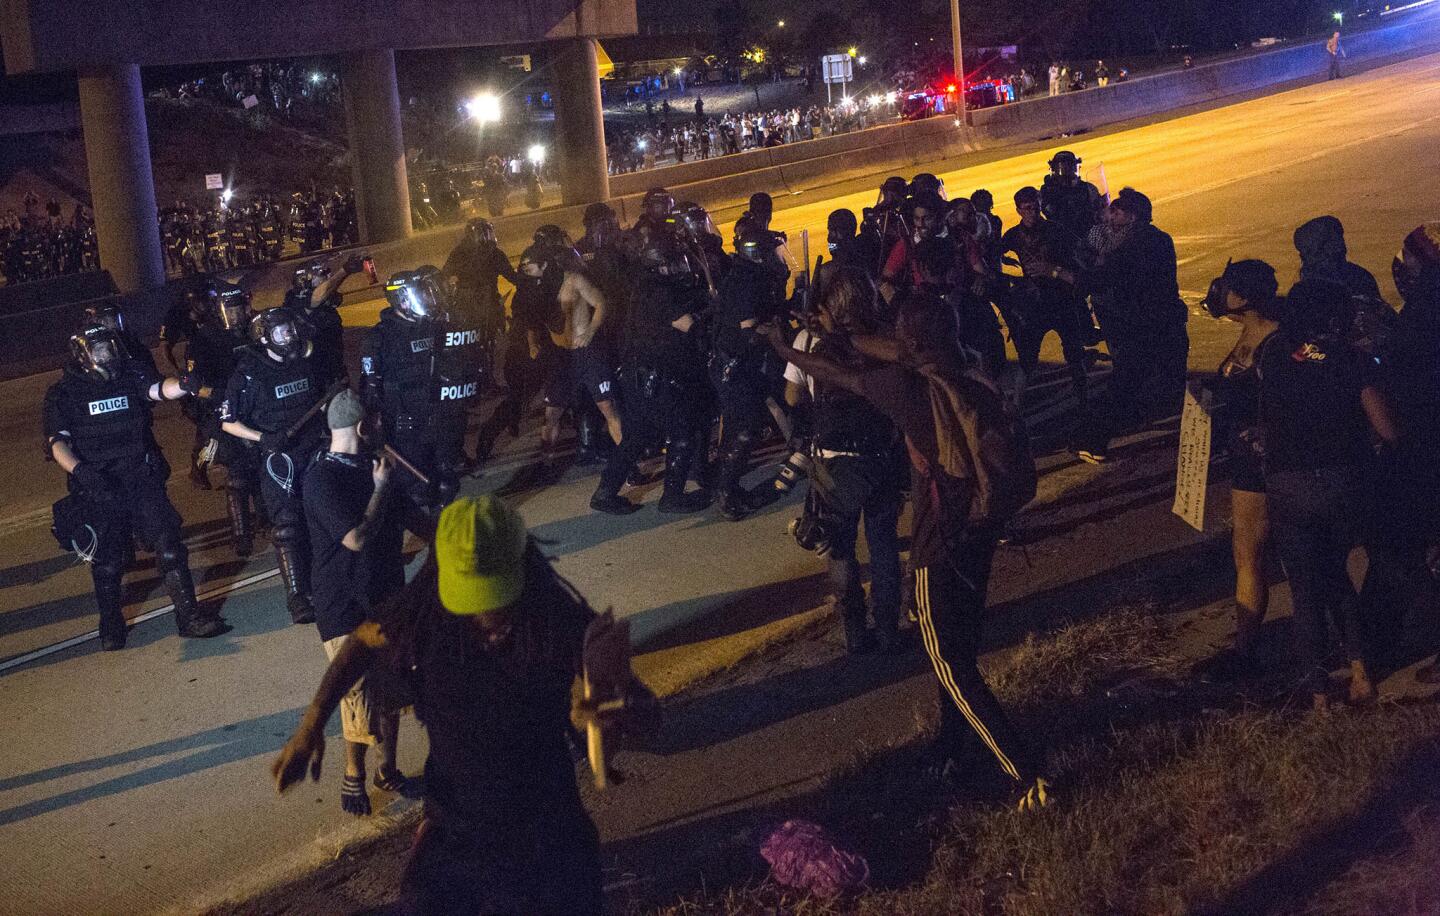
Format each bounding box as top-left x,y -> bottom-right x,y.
0,567 -> 280,675
0,506 -> 57,540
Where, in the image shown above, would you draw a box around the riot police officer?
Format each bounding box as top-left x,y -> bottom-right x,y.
442,218 -> 519,390
590,231 -> 713,515
711,216 -> 784,520
285,254 -> 367,385
1040,150 -> 1105,237
221,306 -> 331,624
360,267 -> 469,533
629,187 -> 677,249
44,322 -> 228,649
83,300 -> 159,377
187,286 -> 262,557
475,240 -> 562,460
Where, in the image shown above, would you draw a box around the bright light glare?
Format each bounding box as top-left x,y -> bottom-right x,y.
1333,10 -> 1344,20
868,94 -> 882,105
310,72 -> 322,84
674,67 -> 683,75
528,143 -> 546,163
884,91 -> 897,103
858,56 -> 868,65
465,93 -> 502,123
847,47 -> 858,58
221,188 -> 234,203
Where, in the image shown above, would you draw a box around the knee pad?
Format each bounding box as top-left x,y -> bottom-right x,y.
271,517 -> 304,549
91,559 -> 125,589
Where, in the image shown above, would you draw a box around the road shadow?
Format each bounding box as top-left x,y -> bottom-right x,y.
0,706 -> 310,827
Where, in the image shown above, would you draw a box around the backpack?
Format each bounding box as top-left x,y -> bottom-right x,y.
911,362 -> 1037,529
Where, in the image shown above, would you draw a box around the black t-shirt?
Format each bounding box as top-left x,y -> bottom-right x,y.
858,364 -> 974,567
443,242 -> 517,320
1258,333 -> 1378,475
373,550 -> 593,830
303,452 -> 386,641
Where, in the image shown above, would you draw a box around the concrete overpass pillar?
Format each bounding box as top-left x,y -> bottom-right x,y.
551,38 -> 610,207
340,49 -> 412,244
76,64 -> 165,294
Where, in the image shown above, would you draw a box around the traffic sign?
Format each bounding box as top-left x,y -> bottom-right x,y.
821,54 -> 853,85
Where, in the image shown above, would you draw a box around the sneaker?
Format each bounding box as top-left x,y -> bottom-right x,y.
591,493 -> 640,516
178,615 -> 231,639
1075,448 -> 1108,465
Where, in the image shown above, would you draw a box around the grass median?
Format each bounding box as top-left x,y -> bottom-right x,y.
647,604 -> 1440,915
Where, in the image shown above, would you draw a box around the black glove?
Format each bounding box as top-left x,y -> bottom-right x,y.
177,373 -> 203,396
72,463 -> 109,494
259,430 -> 290,453
343,255 -> 365,274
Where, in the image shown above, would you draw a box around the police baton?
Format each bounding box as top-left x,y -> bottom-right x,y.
284,381 -> 349,441
381,444 -> 432,486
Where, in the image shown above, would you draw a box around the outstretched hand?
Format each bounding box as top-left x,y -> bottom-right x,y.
270,726 -> 325,793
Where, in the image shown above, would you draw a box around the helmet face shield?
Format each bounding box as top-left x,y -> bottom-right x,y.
216,289 -> 251,332
252,308 -> 310,362
70,326 -> 129,381
384,272 -> 442,322
468,219 -> 495,245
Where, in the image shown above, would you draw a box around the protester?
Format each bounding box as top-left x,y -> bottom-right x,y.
761,256 -> 1049,809
301,389 -> 407,816
1257,279 -> 1398,710
1202,259 -> 1285,666
1063,188 -> 1189,463
272,495 -> 658,914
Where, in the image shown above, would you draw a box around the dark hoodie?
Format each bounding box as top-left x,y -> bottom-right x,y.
1294,216 -> 1383,301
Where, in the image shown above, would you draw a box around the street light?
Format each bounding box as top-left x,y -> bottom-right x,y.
847,46 -> 858,58
778,19 -> 785,27
1333,10 -> 1344,23
949,0 -> 967,125
858,56 -> 868,65
465,92 -> 502,124
309,72 -> 322,84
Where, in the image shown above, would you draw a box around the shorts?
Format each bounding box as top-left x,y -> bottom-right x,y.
1229,450 -> 1266,494
543,345 -> 616,409
323,634 -> 404,745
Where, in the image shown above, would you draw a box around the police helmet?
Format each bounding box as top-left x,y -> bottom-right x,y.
733,215 -> 769,263
250,306 -> 312,362
69,322 -> 129,382
292,263 -> 331,291
639,234 -> 695,278
384,270 -> 441,322
215,286 -> 253,333
1049,150 -> 1081,176
82,302 -> 127,336
675,202 -> 717,240
582,202 -> 618,231
533,224 -> 572,250
466,218 -> 496,245
184,281 -> 221,319
642,187 -> 675,221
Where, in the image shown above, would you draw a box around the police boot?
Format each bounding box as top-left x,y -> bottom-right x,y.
717,435 -> 755,521
658,438 -> 711,514
575,409 -> 605,466
94,571 -> 128,651
167,567 -> 229,639
275,545 -> 316,625
227,488 -> 254,559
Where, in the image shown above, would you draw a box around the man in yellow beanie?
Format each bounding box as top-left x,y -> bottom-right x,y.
272,495 -> 656,915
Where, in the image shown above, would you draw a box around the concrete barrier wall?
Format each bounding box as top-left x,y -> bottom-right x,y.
611,10 -> 1440,213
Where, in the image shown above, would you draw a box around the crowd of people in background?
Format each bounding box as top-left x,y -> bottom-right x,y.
0,188 -> 359,287
154,62 -> 341,118
607,94 -> 903,174
1,194 -> 98,285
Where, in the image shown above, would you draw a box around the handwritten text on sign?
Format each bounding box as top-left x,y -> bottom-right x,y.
1172,383 -> 1213,531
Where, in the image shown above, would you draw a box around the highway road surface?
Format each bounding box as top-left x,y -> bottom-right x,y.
2,49 -> 1439,914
